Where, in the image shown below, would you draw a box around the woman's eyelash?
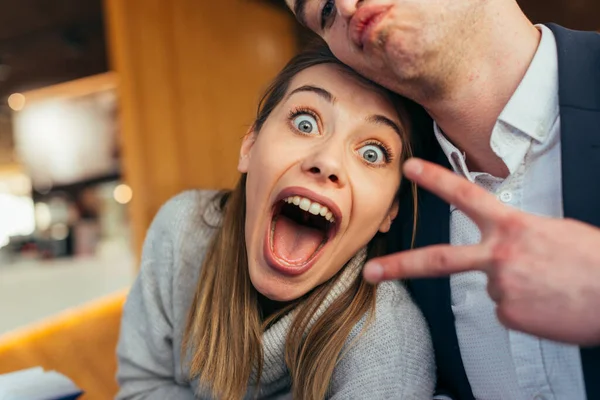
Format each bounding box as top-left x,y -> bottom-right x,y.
364,140 -> 395,164
288,106 -> 322,134
287,108 -> 394,164
288,107 -> 319,121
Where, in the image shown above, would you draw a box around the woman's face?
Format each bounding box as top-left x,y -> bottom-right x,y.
239,63 -> 404,302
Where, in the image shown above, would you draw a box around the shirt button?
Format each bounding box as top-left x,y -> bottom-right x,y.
499,190 -> 513,203
537,125 -> 546,137
533,395 -> 546,400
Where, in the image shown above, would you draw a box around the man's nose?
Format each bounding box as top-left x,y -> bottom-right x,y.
336,0 -> 362,19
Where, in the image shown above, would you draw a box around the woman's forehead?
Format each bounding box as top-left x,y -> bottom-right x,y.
288,63 -> 389,105
285,64 -> 399,116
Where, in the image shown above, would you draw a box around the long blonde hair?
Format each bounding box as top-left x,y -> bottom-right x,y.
182,43 -> 418,400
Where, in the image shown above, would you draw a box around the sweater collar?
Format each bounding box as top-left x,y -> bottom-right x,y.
253,246 -> 368,390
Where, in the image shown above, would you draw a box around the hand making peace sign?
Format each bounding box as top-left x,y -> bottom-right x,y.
364,158 -> 600,346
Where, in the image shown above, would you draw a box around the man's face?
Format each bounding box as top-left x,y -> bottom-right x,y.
286,0 -> 484,95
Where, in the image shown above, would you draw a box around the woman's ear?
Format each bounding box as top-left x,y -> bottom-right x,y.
238,127 -> 257,173
378,200 -> 399,233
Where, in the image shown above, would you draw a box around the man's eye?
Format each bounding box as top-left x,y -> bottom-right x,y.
321,0 -> 335,30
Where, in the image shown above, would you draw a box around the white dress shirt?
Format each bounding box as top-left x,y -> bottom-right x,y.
433,25 -> 587,400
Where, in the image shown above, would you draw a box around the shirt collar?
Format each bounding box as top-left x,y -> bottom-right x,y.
498,24 -> 559,143
433,124 -> 474,180
433,24 -> 559,177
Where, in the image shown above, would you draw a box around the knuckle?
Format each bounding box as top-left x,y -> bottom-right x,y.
495,304 -> 511,326
492,268 -> 512,294
453,181 -> 481,206
488,226 -> 524,268
490,240 -> 512,266
486,279 -> 500,302
427,249 -> 452,272
388,254 -> 411,276
392,255 -> 408,272
496,303 -> 520,330
498,211 -> 528,234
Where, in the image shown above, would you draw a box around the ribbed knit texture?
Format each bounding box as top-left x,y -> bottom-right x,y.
116,190 -> 435,399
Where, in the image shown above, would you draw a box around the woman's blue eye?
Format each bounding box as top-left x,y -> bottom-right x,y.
358,144 -> 386,164
293,114 -> 319,134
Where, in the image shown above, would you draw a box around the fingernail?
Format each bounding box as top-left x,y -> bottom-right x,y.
404,159 -> 423,175
363,262 -> 384,283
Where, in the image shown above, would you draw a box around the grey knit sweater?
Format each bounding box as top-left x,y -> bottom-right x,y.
115,190 -> 435,399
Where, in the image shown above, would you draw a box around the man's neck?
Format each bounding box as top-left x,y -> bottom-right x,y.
417,5 -> 541,177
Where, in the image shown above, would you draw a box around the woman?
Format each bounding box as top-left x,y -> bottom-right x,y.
116,44 -> 435,400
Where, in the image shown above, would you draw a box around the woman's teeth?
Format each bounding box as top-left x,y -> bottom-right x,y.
284,196 -> 335,223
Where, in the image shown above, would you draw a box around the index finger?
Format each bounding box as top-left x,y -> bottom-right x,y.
363,243 -> 489,283
403,158 -> 511,227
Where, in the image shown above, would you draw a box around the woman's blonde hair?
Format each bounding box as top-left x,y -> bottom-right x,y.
182,42 -> 419,400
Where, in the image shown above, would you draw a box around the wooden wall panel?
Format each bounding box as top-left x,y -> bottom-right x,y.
104,0 -> 296,256
171,2 -> 297,190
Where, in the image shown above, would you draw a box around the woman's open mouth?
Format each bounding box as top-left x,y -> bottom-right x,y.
264,189 -> 341,276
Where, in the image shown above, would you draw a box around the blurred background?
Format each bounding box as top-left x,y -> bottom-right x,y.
0,0 -> 596,398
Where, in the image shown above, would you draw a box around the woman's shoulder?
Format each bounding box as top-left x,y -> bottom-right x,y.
138,189 -> 225,337
375,279 -> 413,305
152,187 -> 224,256
117,190 -> 225,398
341,279 -> 433,354
366,280 -> 431,344
141,189 -> 224,296
330,280 -> 435,397
149,189 -> 223,241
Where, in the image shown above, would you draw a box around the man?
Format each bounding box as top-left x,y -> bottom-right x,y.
285,0 -> 600,398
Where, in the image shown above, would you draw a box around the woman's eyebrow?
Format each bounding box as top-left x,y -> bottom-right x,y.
286,87 -> 400,135
366,115 -> 402,136
287,85 -> 336,103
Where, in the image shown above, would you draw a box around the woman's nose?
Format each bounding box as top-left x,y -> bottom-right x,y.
301,145 -> 347,187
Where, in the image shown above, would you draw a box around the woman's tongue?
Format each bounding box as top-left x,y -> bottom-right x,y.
272,215 -> 325,265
